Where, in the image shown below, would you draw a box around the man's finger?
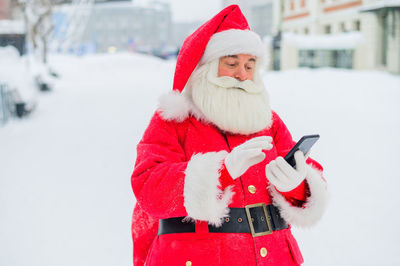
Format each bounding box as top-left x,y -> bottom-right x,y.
294,151 -> 307,173
241,139 -> 273,151
275,156 -> 297,176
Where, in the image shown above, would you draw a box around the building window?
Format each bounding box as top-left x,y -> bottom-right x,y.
353,20 -> 361,31
381,12 -> 389,65
301,0 -> 306,8
299,49 -> 353,69
251,4 -> 273,37
304,27 -> 309,34
290,0 -> 294,11
324,25 -> 331,34
340,22 -> 346,32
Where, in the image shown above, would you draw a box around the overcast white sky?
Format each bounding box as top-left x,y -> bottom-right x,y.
141,0 -> 224,22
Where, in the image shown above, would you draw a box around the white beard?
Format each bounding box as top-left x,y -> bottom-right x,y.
185,59 -> 272,135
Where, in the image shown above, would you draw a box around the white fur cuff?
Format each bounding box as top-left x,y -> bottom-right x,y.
268,165 -> 328,227
184,151 -> 234,227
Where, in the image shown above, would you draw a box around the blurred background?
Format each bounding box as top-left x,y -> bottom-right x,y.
0,1 -> 399,266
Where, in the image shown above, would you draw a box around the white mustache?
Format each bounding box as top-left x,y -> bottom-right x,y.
207,74 -> 263,94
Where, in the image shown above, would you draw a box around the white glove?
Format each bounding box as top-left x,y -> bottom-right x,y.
225,136 -> 273,179
266,151 -> 307,192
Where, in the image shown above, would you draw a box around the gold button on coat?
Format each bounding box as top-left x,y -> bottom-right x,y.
248,185 -> 256,194
186,261 -> 192,266
260,247 -> 267,257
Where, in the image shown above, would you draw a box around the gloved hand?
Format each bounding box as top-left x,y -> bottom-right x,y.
266,151 -> 307,192
224,136 -> 273,179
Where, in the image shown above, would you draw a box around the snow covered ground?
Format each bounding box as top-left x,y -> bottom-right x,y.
1,53 -> 399,266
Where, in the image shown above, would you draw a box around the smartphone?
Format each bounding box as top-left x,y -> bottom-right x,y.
284,134 -> 320,168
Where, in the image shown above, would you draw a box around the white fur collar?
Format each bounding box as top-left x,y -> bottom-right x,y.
157,90 -> 205,122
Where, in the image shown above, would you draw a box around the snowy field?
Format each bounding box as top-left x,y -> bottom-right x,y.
1,53 -> 400,266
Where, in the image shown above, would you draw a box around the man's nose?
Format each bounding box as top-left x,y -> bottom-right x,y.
234,67 -> 248,81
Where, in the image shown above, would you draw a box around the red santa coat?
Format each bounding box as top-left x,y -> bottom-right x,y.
131,92 -> 328,266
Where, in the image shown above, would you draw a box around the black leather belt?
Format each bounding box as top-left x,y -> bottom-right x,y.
158,203 -> 288,237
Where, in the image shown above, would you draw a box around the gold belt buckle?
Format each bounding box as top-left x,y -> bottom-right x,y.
244,203 -> 273,237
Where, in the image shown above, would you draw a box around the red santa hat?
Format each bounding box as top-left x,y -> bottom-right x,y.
172,5 -> 266,93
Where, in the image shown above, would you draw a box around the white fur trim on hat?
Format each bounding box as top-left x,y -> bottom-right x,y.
268,164 -> 329,227
184,151 -> 234,227
200,29 -> 267,66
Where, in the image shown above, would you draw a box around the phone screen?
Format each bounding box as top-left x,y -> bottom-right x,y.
284,135 -> 320,167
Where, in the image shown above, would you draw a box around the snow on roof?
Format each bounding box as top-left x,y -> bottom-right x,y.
0,20 -> 25,34
360,0 -> 400,12
283,32 -> 365,50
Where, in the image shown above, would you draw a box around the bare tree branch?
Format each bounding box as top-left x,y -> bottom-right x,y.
13,0 -> 63,64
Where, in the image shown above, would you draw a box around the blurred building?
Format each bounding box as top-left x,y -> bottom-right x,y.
223,0 -> 274,38
273,0 -> 400,74
0,0 -> 26,55
171,20 -> 203,48
360,1 -> 400,74
0,0 -> 10,20
54,0 -> 172,54
84,0 -> 171,53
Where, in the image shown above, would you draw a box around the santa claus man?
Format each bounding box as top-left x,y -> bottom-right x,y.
131,5 -> 328,266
